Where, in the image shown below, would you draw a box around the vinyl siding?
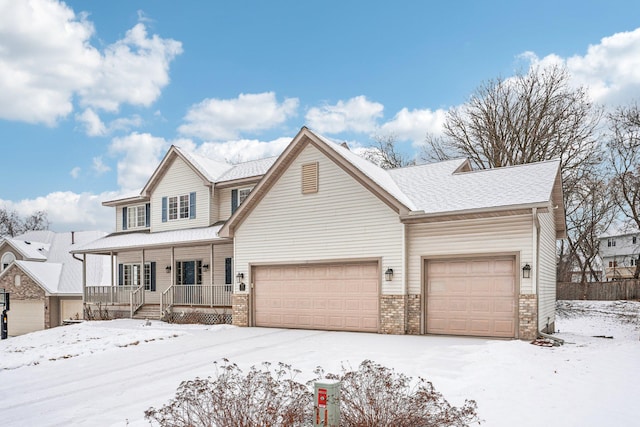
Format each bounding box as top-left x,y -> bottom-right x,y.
151,156 -> 211,232
234,144 -> 404,294
407,214 -> 534,294
537,206 -> 557,331
117,244 -> 232,302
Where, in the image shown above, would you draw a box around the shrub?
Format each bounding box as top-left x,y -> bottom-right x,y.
145,359 -> 312,427
320,360 -> 481,427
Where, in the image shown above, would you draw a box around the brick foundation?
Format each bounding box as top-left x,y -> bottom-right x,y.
232,294 -> 249,327
380,295 -> 406,334
518,294 -> 538,340
406,294 -> 421,335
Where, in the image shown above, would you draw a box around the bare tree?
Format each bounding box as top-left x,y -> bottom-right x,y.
0,208 -> 49,238
608,102 -> 640,278
363,134 -> 416,170
421,65 -> 607,283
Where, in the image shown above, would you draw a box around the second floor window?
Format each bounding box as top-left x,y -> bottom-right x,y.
633,236 -> 637,244
128,205 -> 146,228
608,239 -> 616,247
162,193 -> 196,222
631,258 -> 638,267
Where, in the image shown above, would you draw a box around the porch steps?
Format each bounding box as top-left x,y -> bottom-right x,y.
132,304 -> 163,321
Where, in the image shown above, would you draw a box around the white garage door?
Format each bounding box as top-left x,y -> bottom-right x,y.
426,257 -> 517,338
254,262 -> 379,332
9,300 -> 45,336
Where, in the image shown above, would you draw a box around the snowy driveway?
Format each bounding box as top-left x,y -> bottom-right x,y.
0,301 -> 639,426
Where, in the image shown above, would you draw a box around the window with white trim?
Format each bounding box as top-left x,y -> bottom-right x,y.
121,263 -> 154,290
608,238 -> 616,247
127,205 -> 146,229
631,258 -> 638,267
1,252 -> 15,271
169,195 -> 190,220
238,188 -> 251,205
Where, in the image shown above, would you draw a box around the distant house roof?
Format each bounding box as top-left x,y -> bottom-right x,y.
71,225 -> 228,255
0,231 -> 111,295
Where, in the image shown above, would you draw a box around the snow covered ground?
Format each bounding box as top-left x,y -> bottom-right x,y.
0,300 -> 638,426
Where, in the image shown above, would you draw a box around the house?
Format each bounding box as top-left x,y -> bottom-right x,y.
599,228 -> 640,281
72,146 -> 277,323
0,230 -> 110,336
74,127 -> 565,340
220,127 -> 565,340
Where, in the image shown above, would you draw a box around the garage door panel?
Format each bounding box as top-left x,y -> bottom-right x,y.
254,262 -> 379,332
9,300 -> 45,336
427,257 -> 516,338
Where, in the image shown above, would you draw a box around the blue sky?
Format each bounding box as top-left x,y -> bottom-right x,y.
2,0 -> 640,232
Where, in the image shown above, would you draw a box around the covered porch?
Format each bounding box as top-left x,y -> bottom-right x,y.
72,225 -> 235,323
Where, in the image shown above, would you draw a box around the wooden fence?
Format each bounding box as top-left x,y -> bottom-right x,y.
557,280 -> 640,300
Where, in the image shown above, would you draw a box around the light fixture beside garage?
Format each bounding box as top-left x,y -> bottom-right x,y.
385,268 -> 394,281
236,272 -> 246,291
522,263 -> 531,279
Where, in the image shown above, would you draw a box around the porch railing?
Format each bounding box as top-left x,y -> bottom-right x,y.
162,284 -> 232,311
84,286 -> 139,304
130,285 -> 145,317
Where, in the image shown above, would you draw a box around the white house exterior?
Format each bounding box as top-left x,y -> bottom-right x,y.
221,127 -> 565,339
599,228 -> 640,281
74,127 -> 565,340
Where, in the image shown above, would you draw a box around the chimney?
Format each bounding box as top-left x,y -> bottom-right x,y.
340,142 -> 350,150
71,231 -> 75,245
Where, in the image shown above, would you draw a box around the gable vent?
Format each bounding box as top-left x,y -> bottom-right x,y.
301,162 -> 318,194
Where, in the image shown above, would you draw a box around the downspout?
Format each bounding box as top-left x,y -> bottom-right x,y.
403,222 -> 408,334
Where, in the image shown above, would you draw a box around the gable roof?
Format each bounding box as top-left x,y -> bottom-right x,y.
220,126 -> 566,238
0,231 -> 111,295
0,238 -> 50,261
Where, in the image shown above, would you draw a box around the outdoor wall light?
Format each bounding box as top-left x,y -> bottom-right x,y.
165,265 -> 171,273
385,268 -> 394,281
236,272 -> 244,284
522,263 -> 531,279
202,263 -> 209,272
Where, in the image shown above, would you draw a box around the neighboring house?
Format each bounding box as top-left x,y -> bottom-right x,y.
599,228 -> 640,281
72,146 -> 277,323
0,230 -> 110,336
74,127 -> 565,340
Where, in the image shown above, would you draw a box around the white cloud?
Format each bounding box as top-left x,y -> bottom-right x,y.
79,23 -> 183,112
379,107 -> 447,146
523,28 -> 640,105
1,191 -> 116,233
305,95 -> 384,134
109,132 -> 170,192
76,108 -> 107,136
70,167 -> 81,179
178,92 -> 299,140
189,137 -> 293,164
92,157 -> 111,175
0,1 -> 182,126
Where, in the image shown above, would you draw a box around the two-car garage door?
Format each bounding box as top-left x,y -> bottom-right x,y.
253,262 -> 379,333
426,256 -> 517,338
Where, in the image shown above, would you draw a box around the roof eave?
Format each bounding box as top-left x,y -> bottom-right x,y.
71,236 -> 233,255
400,202 -> 550,224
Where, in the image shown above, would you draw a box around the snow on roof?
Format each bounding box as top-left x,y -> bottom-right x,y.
216,156 -> 278,183
72,225 -> 227,254
1,236 -> 50,260
2,231 -> 111,295
173,146 -> 234,182
14,261 -> 63,294
389,159 -> 560,214
312,132 -> 417,210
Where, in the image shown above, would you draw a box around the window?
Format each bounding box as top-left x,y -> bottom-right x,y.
1,252 -> 15,271
631,258 -> 638,267
609,261 -> 618,268
162,193 -> 196,222
119,262 -> 155,291
127,205 -> 146,228
176,260 -> 203,285
608,239 -> 616,247
633,236 -> 637,244
302,162 -> 318,194
238,188 -> 251,205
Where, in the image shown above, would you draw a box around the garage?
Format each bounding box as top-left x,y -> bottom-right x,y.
9,299 -> 45,336
426,256 -> 517,338
253,262 -> 379,332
